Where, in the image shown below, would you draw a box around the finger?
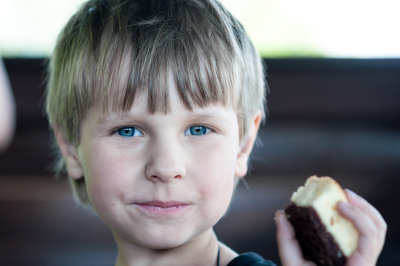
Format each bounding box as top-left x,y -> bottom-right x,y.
275,210 -> 315,266
340,190 -> 387,248
337,202 -> 376,265
344,189 -> 387,234
338,201 -> 376,240
337,196 -> 386,265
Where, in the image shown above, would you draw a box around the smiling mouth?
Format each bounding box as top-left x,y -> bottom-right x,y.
134,201 -> 191,216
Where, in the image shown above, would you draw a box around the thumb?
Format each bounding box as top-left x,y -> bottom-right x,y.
275,210 -> 315,266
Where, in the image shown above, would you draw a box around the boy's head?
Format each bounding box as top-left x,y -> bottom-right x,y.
46,0 -> 267,204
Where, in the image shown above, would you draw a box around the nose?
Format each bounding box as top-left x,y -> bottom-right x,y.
144,138 -> 186,183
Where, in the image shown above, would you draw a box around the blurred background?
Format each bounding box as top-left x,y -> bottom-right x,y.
1,0 -> 399,265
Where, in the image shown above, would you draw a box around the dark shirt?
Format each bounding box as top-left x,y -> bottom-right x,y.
227,252 -> 277,266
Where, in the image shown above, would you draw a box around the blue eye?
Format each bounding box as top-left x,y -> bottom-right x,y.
117,127 -> 143,137
185,126 -> 211,136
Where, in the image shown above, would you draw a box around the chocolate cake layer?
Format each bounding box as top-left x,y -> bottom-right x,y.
285,203 -> 346,266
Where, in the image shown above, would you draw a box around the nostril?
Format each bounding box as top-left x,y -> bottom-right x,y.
148,173 -> 182,182
174,174 -> 182,179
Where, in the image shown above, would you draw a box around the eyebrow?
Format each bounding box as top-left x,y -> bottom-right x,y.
96,109 -> 232,125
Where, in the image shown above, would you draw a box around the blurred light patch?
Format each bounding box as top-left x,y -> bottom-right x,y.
0,0 -> 84,57
221,0 -> 400,58
1,0 -> 399,58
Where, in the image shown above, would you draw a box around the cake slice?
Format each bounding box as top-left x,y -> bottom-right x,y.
285,176 -> 359,266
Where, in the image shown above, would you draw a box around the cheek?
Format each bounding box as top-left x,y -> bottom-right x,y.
191,141 -> 238,213
80,143 -> 136,207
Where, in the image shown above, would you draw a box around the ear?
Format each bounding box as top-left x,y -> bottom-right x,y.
235,112 -> 262,178
53,126 -> 84,180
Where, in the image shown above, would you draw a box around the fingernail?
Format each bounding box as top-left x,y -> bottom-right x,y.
344,188 -> 359,198
274,210 -> 284,222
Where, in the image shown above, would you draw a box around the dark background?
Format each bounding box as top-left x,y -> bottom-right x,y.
0,58 -> 399,265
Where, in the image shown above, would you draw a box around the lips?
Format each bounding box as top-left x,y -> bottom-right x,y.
139,201 -> 188,207
134,200 -> 191,216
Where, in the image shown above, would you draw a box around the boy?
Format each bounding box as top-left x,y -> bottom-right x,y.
45,0 -> 386,265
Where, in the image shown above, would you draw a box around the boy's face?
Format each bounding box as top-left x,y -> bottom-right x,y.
57,81 -> 260,250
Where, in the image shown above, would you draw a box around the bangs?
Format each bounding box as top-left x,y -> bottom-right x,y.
89,33 -> 241,116
82,1 -> 242,115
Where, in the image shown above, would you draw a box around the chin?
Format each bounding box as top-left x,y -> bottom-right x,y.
135,226 -> 210,251
137,234 -> 191,251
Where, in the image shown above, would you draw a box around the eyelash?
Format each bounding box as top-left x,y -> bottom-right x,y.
114,127 -> 143,138
184,125 -> 213,136
113,125 -> 214,137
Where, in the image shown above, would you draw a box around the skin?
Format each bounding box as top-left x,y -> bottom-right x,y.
54,80 -> 262,266
0,59 -> 15,152
275,189 -> 387,266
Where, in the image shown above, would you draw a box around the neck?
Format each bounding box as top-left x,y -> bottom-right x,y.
114,229 -> 220,266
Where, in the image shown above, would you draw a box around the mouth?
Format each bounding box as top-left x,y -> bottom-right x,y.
134,201 -> 192,216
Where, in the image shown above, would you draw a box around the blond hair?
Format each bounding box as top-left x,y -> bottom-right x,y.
46,0 -> 268,204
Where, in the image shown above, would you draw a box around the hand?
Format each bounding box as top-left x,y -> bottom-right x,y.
337,189 -> 387,266
275,190 -> 387,266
